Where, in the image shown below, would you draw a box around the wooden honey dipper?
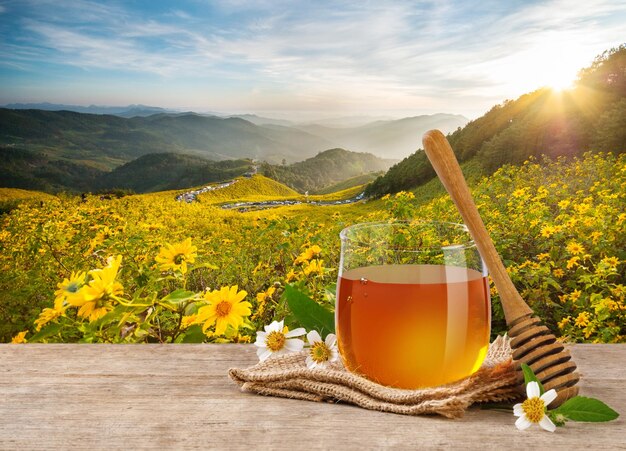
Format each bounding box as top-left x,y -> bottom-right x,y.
422,129 -> 580,406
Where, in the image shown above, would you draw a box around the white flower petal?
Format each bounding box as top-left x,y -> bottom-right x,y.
258,349 -> 272,361
325,333 -> 337,348
284,338 -> 304,352
513,404 -> 523,417
329,349 -> 339,362
305,355 -> 316,369
265,320 -> 283,333
307,330 -> 322,344
526,381 -> 540,399
285,327 -> 306,338
539,415 -> 556,432
515,415 -> 533,431
540,389 -> 558,407
254,332 -> 267,346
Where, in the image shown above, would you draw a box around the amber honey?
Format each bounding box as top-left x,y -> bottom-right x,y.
336,264 -> 490,388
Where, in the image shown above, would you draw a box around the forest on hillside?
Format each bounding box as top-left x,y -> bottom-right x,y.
366,45 -> 626,197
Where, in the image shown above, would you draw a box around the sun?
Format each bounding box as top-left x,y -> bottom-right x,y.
546,74 -> 576,92
542,65 -> 577,92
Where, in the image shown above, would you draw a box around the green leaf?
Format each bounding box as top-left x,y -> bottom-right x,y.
520,363 -> 545,395
27,322 -> 63,342
552,396 -> 620,422
161,289 -> 197,304
283,284 -> 335,336
191,262 -> 219,271
179,325 -> 206,343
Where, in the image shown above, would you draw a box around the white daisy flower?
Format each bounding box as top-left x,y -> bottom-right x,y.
513,381 -> 558,432
254,319 -> 306,362
305,330 -> 339,369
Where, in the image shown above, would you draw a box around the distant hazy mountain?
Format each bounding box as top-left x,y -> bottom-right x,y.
229,114 -> 294,127
0,107 -> 467,195
0,109 -> 334,167
301,115 -> 396,128
3,102 -> 173,117
297,114 -> 469,159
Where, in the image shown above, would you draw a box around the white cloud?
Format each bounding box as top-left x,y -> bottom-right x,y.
4,0 -> 626,117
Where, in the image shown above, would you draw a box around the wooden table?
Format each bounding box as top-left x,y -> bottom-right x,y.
1,344 -> 624,449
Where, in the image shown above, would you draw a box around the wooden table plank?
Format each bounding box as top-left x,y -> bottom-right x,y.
1,344 -> 624,450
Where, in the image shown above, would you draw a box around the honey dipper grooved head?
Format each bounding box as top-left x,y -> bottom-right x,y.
508,314 -> 580,407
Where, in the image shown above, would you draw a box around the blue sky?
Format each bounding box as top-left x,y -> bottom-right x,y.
1,0 -> 625,119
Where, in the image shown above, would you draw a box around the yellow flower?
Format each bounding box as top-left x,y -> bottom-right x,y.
536,253 -> 550,261
303,259 -> 324,276
569,289 -> 582,303
553,268 -> 564,278
256,286 -> 276,304
574,312 -> 590,328
70,255 -> 123,322
285,269 -> 298,283
180,314 -> 197,329
54,271 -> 87,307
540,225 -> 556,238
11,331 -> 28,344
558,199 -> 570,209
294,245 -> 322,265
197,285 -> 251,335
566,256 -> 580,269
590,231 -> 602,244
557,316 -> 570,330
34,308 -> 64,331
255,286 -> 276,319
566,241 -> 585,255
155,237 -> 197,274
602,256 -> 620,269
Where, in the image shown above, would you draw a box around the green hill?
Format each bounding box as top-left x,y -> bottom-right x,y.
260,148 -> 394,193
366,44 -> 626,197
313,172 -> 381,195
97,153 -> 254,193
0,146 -> 105,193
196,174 -> 300,203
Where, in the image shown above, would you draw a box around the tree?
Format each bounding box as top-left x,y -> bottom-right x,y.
577,44 -> 626,97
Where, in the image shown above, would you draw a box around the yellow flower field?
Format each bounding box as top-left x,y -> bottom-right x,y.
1,155 -> 624,344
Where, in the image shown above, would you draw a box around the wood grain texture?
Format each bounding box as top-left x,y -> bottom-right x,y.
0,344 -> 624,450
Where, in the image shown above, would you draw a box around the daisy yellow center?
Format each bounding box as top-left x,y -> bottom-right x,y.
310,342 -> 331,363
215,301 -> 232,318
521,397 -> 545,423
265,331 -> 286,351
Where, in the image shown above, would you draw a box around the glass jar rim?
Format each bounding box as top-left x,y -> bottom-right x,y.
339,220 -> 476,251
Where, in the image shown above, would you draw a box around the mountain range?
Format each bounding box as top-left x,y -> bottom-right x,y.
0,107 -> 467,166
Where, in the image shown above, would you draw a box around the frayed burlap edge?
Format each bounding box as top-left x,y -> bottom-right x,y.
229,335 -> 519,418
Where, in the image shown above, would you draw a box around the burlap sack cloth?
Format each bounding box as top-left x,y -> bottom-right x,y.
229,335 -> 520,418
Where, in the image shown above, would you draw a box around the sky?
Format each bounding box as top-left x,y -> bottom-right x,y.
0,0 -> 625,120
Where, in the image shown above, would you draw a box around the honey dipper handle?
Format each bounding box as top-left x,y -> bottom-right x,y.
422,129 -> 533,324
